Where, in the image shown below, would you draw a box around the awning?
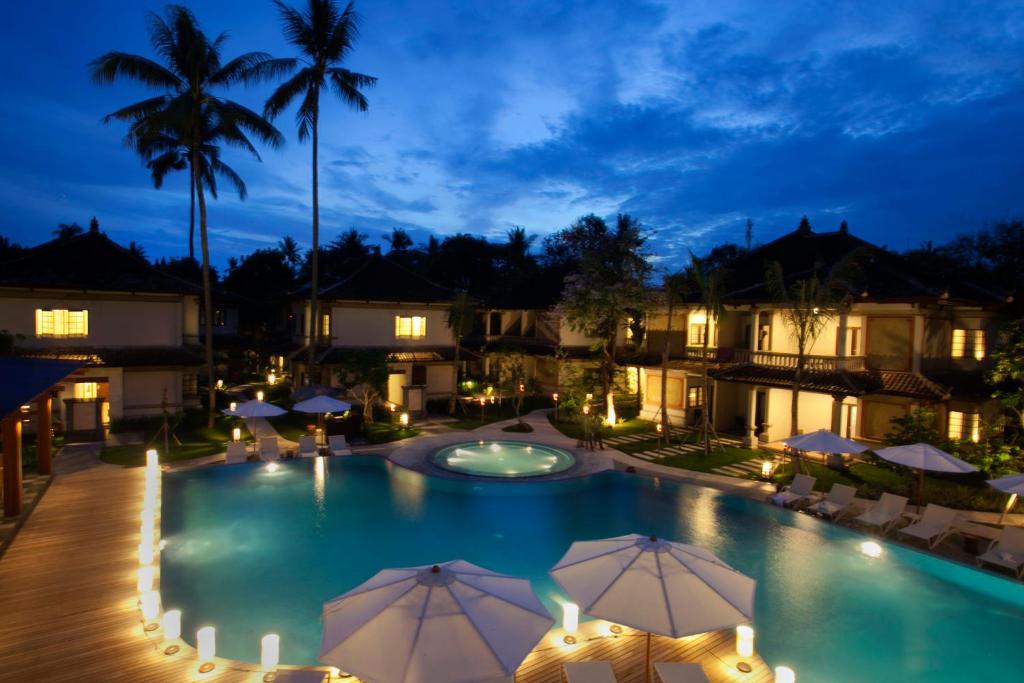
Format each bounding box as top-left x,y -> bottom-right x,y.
0,357 -> 85,420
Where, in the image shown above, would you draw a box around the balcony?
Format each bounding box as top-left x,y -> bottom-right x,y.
731,348 -> 866,372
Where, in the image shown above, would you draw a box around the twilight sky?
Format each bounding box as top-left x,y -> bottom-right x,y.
2,0 -> 1023,268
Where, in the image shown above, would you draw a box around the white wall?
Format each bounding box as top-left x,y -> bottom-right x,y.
122,370 -> 184,416
329,305 -> 452,347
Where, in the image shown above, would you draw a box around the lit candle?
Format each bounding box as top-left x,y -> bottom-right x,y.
197,626 -> 216,662
162,609 -> 182,640
140,590 -> 160,621
562,602 -> 579,633
775,666 -> 796,683
261,634 -> 280,671
736,625 -> 754,657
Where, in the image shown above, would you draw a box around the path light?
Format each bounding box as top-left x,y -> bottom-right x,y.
137,566 -> 154,593
399,412 -> 409,427
775,666 -> 795,683
146,449 -> 159,469
860,541 -> 883,558
268,372 -> 277,386
261,633 -> 280,673
257,390 -> 265,401
761,461 -> 774,479
140,590 -> 160,622
562,602 -> 579,644
216,379 -> 224,389
197,626 -> 216,671
232,427 -> 241,442
736,625 -> 754,657
230,402 -> 237,413
582,405 -> 590,416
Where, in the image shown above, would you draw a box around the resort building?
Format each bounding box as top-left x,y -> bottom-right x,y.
630,223 -> 1008,444
0,227 -> 202,440
288,255 -> 457,413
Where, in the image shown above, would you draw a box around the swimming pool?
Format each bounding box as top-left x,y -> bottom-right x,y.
160,457 -> 1024,680
431,440 -> 576,477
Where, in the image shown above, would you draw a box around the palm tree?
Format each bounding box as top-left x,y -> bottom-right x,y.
385,227 -> 413,253
658,271 -> 690,443
504,227 -> 536,268
278,236 -> 301,269
264,0 -> 377,383
53,222 -> 83,240
446,292 -> 476,415
92,5 -> 284,427
688,253 -> 725,457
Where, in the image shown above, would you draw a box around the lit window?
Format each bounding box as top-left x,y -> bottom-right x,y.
322,314 -> 331,337
73,382 -> 98,400
395,315 -> 427,339
35,309 -> 88,338
688,386 -> 704,407
183,374 -> 198,397
688,312 -> 707,346
951,329 -> 985,360
948,410 -> 980,442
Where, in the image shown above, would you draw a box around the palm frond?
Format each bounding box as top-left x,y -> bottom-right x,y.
295,84 -> 319,142
274,0 -> 317,54
90,52 -> 181,88
327,67 -> 375,110
264,67 -> 315,119
214,53 -> 295,85
146,151 -> 187,188
210,157 -> 248,200
213,99 -> 284,149
101,95 -> 171,124
326,1 -> 360,61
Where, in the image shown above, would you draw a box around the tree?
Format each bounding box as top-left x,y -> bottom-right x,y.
744,218 -> 753,251
385,227 -> 413,253
446,292 -> 477,414
0,236 -> 24,262
92,5 -> 285,427
334,349 -> 389,426
331,228 -> 369,260
278,236 -> 301,269
264,0 -> 377,382
658,271 -> 691,441
53,222 -> 83,240
688,253 -> 725,456
0,330 -> 24,355
492,348 -> 531,426
223,249 -> 296,334
557,214 -> 651,421
128,241 -> 148,261
990,318 -> 1024,432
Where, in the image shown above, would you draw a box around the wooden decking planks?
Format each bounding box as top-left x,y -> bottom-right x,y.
0,467 -> 771,683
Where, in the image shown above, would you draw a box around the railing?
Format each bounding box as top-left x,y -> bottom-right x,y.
731,348 -> 866,371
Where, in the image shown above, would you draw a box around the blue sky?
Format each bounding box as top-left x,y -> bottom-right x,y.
2,0 -> 1023,268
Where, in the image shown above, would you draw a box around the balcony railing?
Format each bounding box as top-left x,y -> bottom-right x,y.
731,348 -> 865,371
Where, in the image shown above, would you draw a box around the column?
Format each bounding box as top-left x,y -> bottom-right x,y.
830,394 -> 845,434
36,396 -> 53,476
2,412 -> 23,517
742,386 -> 757,448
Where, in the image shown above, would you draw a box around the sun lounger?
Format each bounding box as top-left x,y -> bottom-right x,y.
977,526 -> 1024,579
260,436 -> 281,462
563,662 -> 617,683
298,435 -> 318,458
853,493 -> 909,535
769,473 -> 817,508
898,504 -> 959,549
807,483 -> 857,521
225,441 -> 248,464
328,434 -> 352,456
654,662 -> 711,683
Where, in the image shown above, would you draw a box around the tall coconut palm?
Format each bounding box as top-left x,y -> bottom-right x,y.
688,253 -> 725,457
658,271 -> 690,443
263,0 -> 377,384
92,5 -> 285,427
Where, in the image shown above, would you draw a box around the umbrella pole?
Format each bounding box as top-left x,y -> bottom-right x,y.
917,468 -> 925,508
645,631 -> 651,683
1000,493 -> 1018,525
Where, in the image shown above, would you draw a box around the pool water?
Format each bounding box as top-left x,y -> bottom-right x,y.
431,440 -> 576,477
160,458 -> 1024,680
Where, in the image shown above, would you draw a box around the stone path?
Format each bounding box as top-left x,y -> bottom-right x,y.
53,442 -> 113,474
607,431 -> 748,465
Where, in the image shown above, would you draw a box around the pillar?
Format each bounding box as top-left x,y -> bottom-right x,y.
742,387 -> 758,448
2,412 -> 23,517
36,395 -> 53,476
830,394 -> 845,434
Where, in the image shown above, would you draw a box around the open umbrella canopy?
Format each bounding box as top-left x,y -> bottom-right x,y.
320,560 -> 554,683
550,534 -> 755,638
874,442 -> 977,473
223,399 -> 286,418
293,395 -> 352,414
783,429 -> 869,454
988,473 -> 1024,496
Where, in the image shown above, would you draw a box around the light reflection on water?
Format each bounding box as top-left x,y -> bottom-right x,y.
160,458 -> 1024,681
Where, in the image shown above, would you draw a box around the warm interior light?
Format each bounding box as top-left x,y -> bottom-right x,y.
399,412 -> 409,427
162,609 -> 182,640
775,666 -> 795,683
146,449 -> 159,469
256,390 -> 265,401
268,372 -> 277,385
197,626 -> 216,662
562,602 -> 579,633
137,566 -> 155,593
736,625 -> 754,657
140,590 -> 160,621
761,461 -> 773,478
656,423 -> 663,433
261,634 -> 280,671
216,379 -> 224,389
232,427 -> 241,442
229,402 -> 237,412
689,312 -> 707,325
860,541 -> 883,558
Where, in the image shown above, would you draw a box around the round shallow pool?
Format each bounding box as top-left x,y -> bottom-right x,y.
431,440 -> 575,477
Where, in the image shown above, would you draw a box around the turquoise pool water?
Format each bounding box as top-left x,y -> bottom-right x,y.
431,440 -> 576,477
160,457 -> 1024,680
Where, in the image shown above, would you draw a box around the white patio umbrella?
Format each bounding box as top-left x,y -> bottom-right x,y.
550,534 -> 755,683
294,395 -> 353,446
783,429 -> 869,454
321,560 -> 554,683
875,442 -> 977,506
988,473 -> 1024,524
224,399 -> 287,418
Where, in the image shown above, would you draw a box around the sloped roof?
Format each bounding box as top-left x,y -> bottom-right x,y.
16,346 -> 203,368
0,230 -> 200,295
711,364 -> 950,400
312,255 -> 454,304
316,345 -> 455,365
0,357 -> 84,419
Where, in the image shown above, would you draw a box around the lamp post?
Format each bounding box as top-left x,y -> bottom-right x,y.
479,396 -> 487,424
552,392 -> 559,422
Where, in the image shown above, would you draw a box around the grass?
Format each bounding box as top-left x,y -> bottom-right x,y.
365,423 -> 421,444
615,430 -> 702,454
446,396 -> 552,430
101,412 -> 232,467
548,413 -> 651,441
772,459 -> 1009,512
654,446 -> 764,473
268,411 -> 315,442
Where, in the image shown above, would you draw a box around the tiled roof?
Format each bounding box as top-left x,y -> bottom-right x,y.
16,346 -> 204,368
316,345 -> 456,365
0,230 -> 200,295
875,370 -> 949,401
712,364 -> 950,400
311,255 -> 454,304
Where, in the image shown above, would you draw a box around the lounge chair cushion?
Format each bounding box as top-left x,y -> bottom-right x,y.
654,662 -> 710,683
225,441 -> 248,464
564,661 -> 617,683
298,435 -> 317,457
978,526 -> 1024,576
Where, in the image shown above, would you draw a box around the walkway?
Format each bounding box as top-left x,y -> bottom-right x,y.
0,455 -> 771,682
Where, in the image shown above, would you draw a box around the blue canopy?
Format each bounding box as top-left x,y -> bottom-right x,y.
0,357 -> 84,420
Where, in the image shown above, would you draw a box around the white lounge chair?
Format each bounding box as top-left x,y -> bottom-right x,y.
807,483 -> 858,521
260,436 -> 281,462
853,493 -> 909,535
225,441 -> 248,464
977,526 -> 1024,579
898,504 -> 959,549
328,434 -> 352,456
654,662 -> 710,683
563,662 -> 617,683
298,435 -> 318,458
769,473 -> 817,508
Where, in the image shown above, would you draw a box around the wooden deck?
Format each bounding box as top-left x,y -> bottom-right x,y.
0,467 -> 772,683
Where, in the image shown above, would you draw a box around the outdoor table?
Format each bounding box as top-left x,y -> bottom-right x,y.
959,521 -> 1000,555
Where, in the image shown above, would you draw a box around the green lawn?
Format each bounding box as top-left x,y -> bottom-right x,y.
268,411 -> 315,442
548,414 -> 653,441
447,396 -> 553,430
773,459 -> 1008,512
653,446 -> 764,473
365,423 -> 421,444
101,419 -> 232,467
615,430 -> 702,454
